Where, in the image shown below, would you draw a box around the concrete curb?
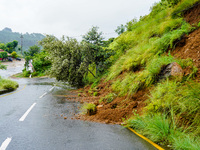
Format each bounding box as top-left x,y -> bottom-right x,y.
128,127 -> 165,150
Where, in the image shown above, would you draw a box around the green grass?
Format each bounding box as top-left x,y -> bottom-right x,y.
198,21 -> 200,27
0,77 -> 19,90
80,103 -> 96,115
125,80 -> 200,149
105,0 -> 200,148
125,113 -> 200,149
99,93 -> 117,103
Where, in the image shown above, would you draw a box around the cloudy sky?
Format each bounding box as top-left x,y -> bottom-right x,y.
0,0 -> 160,39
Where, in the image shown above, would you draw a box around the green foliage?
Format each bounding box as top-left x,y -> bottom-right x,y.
126,113 -> 200,149
0,43 -> 7,51
102,38 -> 115,47
82,26 -> 104,45
82,26 -> 115,75
5,40 -> 18,53
93,92 -> 98,96
198,21 -> 200,27
115,24 -> 126,35
80,103 -> 96,115
108,0 -> 200,148
0,52 -> 8,59
172,0 -> 199,18
0,63 -> 6,70
100,93 -> 117,103
125,18 -> 138,31
147,80 -> 200,132
32,51 -> 51,74
23,70 -> 31,77
40,35 -> 88,87
39,29 -> 115,86
147,55 -> 174,76
172,134 -> 200,150
0,78 -> 18,90
25,45 -> 40,57
11,51 -> 18,58
31,72 -> 38,77
107,21 -> 192,81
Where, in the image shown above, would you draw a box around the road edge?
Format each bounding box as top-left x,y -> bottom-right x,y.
0,88 -> 16,95
128,127 -> 165,150
0,85 -> 26,98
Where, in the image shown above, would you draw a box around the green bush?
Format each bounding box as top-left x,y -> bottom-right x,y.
0,78 -> 18,90
31,72 -> 38,77
126,113 -> 200,149
146,80 -> 200,135
23,70 -> 31,77
11,51 -> 18,58
80,103 -> 96,115
100,93 -> 117,103
172,0 -> 199,18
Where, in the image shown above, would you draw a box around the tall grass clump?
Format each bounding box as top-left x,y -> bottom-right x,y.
80,103 -> 96,115
172,0 -> 200,18
146,80 -> 200,132
107,20 -> 192,81
126,79 -> 200,148
0,78 -> 19,90
126,112 -> 200,149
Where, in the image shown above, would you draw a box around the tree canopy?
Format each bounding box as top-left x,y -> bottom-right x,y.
40,35 -> 88,87
25,45 -> 40,56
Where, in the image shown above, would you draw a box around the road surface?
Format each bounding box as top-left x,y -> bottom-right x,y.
0,61 -> 157,150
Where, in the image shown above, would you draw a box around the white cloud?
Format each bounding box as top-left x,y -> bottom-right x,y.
0,0 -> 160,39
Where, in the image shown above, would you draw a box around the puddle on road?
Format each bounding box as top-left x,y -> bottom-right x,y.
50,87 -> 81,119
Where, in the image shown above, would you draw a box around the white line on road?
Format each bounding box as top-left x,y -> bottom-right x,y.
39,86 -> 55,99
19,103 -> 36,122
49,86 -> 55,92
0,137 -> 12,150
39,92 -> 47,99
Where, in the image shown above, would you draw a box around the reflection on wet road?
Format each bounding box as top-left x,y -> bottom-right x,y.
0,64 -> 157,150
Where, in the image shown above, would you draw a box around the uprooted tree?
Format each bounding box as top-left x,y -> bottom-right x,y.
39,35 -> 90,87
40,31 -> 115,87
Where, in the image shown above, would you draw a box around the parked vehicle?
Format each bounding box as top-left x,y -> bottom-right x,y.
16,57 -> 21,61
8,57 -> 13,62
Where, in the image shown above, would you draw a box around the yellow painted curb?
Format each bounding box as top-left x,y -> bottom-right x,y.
0,84 -> 26,98
128,127 -> 165,150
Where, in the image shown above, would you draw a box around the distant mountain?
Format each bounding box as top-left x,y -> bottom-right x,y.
0,27 -> 45,51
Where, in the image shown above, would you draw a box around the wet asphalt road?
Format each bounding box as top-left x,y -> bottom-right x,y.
0,64 -> 157,150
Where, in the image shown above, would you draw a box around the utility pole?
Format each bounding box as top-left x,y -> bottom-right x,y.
20,34 -> 23,55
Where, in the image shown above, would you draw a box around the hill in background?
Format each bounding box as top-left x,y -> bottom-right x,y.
0,27 -> 45,51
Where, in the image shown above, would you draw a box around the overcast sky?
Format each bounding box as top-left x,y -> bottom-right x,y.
0,0 -> 160,40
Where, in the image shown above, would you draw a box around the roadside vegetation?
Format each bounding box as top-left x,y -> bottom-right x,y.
0,76 -> 18,91
22,45 -> 51,77
39,27 -> 114,86
0,40 -> 22,61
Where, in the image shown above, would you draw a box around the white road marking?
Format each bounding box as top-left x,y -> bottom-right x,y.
39,86 -> 55,99
0,137 -> 12,150
49,86 -> 55,92
19,103 -> 36,122
39,92 -> 47,99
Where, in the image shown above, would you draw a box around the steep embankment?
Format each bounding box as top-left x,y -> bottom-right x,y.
73,1 -> 200,149
75,1 -> 200,124
171,3 -> 200,81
